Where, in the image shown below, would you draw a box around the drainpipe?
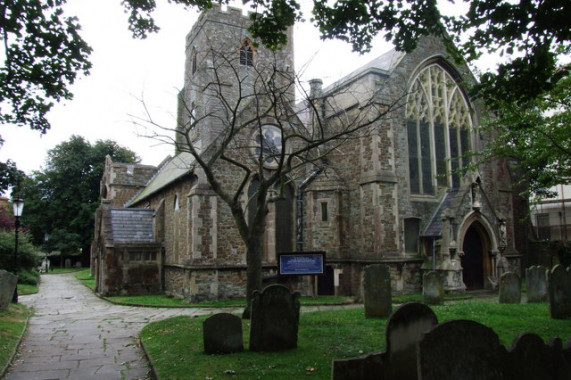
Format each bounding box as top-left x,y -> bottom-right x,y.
296,167 -> 324,252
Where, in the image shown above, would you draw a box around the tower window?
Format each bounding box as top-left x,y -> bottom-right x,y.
321,202 -> 329,222
239,39 -> 254,67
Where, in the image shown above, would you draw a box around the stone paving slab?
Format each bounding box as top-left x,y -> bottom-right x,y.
4,274 -> 222,380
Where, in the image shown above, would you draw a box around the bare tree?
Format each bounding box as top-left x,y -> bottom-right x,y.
137,42 -> 404,317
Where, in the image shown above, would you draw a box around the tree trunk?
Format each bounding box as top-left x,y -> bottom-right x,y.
242,235 -> 264,319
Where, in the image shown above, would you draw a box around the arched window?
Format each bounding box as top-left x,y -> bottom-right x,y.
239,39 -> 254,67
406,64 -> 473,194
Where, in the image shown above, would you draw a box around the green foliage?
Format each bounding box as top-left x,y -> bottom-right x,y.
141,302 -> 571,380
19,136 -> 139,254
0,231 -> 40,283
477,74 -> 571,196
0,0 -> 92,133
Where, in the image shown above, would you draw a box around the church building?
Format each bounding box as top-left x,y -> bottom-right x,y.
92,5 -> 526,301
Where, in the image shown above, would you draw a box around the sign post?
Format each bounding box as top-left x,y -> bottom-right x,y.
278,252 -> 325,297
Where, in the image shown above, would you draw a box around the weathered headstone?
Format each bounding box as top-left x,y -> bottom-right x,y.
417,320 -> 505,380
499,271 -> 521,304
385,302 -> 438,380
65,258 -> 72,268
249,284 -> 300,352
363,264 -> 392,318
526,265 -> 548,303
505,333 -> 571,379
203,313 -> 243,354
423,271 -> 443,305
0,270 -> 17,310
548,265 -> 571,319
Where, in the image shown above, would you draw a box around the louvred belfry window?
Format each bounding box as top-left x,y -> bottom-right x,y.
406,64 -> 473,194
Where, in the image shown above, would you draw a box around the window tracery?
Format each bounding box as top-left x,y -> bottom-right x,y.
406,64 -> 473,194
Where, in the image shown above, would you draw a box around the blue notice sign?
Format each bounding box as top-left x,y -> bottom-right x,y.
278,252 -> 325,275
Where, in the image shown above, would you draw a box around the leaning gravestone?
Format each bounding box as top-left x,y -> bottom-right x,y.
249,284 -> 300,352
385,302 -> 438,380
423,271 -> 443,305
526,265 -> 548,303
203,313 -> 243,354
499,271 -> 521,304
548,264 -> 571,319
363,264 -> 392,318
0,270 -> 17,310
418,319 -> 505,380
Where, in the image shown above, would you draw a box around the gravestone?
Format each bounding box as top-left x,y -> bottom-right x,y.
331,351 -> 386,380
0,270 -> 17,310
203,313 -> 243,354
249,284 -> 300,352
417,319 -> 505,380
505,333 -> 571,379
423,271 -> 443,305
363,264 -> 392,318
65,258 -> 72,268
526,265 -> 548,303
385,302 -> 438,380
499,271 -> 521,304
548,265 -> 571,319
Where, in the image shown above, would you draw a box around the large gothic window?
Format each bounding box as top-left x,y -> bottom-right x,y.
406,64 -> 473,194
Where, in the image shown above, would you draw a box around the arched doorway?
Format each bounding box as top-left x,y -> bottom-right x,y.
461,222 -> 492,290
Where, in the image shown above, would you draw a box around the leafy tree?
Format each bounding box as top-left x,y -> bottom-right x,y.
0,0 -> 92,133
477,75 -> 571,196
20,136 -> 139,264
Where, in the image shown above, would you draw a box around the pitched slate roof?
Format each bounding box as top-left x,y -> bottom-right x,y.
421,189 -> 461,237
323,48 -> 406,93
125,152 -> 196,207
110,208 -> 155,243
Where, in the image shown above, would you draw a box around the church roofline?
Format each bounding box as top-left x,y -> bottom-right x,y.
322,48 -> 406,94
125,152 -> 196,207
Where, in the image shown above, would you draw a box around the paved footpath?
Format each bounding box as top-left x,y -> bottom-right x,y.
4,273 -> 235,380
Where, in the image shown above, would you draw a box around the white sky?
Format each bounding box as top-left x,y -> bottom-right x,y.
0,0 -> 394,178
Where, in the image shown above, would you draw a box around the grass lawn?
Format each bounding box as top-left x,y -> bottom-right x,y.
74,269 -> 96,290
141,302 -> 571,380
17,284 -> 38,296
0,304 -> 31,375
107,294 -> 355,308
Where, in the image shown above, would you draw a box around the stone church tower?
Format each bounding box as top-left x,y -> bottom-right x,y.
92,5 -> 525,300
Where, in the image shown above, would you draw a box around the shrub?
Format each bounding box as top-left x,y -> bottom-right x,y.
0,231 -> 41,281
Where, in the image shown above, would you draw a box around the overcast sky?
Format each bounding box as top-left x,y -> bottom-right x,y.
0,0 -> 397,178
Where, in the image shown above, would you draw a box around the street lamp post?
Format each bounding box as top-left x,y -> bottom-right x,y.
12,198 -> 24,304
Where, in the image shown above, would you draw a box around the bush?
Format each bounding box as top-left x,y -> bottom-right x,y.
17,268 -> 40,285
0,231 -> 41,280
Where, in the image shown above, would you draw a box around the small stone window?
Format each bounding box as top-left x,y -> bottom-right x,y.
174,194 -> 180,211
239,39 -> 255,67
129,251 -> 158,261
321,202 -> 329,222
